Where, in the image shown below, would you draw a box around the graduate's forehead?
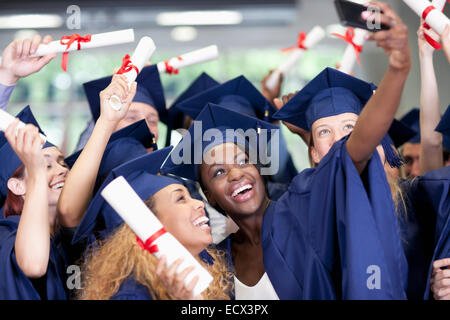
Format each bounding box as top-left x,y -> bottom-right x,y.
311,112 -> 358,130
153,183 -> 188,200
129,101 -> 158,117
42,146 -> 63,159
203,143 -> 245,165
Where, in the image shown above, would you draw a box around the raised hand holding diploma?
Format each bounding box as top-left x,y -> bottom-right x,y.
99,74 -> 137,123
0,110 -> 46,145
29,29 -> 135,71
101,176 -> 214,298
265,26 -> 326,91
421,0 -> 447,50
0,34 -> 56,86
403,0 -> 450,35
109,36 -> 156,111
156,45 -> 219,74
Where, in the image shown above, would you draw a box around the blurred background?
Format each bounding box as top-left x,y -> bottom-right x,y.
0,0 -> 449,171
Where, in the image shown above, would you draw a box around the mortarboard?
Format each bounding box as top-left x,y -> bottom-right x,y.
400,108 -> 420,143
272,67 -> 403,167
72,146 -> 180,243
83,65 -> 168,124
65,119 -> 157,194
162,103 -> 279,181
175,75 -> 277,122
0,106 -> 54,207
165,72 -> 220,146
388,119 -> 417,149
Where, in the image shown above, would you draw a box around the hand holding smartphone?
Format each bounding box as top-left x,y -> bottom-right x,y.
334,0 -> 391,32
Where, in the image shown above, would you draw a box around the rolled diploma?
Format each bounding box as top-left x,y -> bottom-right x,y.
101,176 -> 214,298
109,37 -> 156,111
157,45 -> 219,73
0,109 -> 46,144
432,0 -> 447,12
403,0 -> 450,34
265,26 -> 326,90
338,28 -> 368,74
29,29 -> 135,57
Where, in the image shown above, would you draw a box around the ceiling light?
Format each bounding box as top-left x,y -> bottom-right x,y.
0,14 -> 63,29
157,10 -> 243,26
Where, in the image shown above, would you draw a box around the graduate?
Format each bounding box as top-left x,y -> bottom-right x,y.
0,107 -> 68,299
427,105 -> 450,300
57,74 -> 154,256
75,64 -> 165,151
175,74 -> 297,188
162,2 -> 411,299
160,72 -> 235,244
78,148 -> 233,300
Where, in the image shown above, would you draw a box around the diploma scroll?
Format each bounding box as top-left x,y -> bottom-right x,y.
0,109 -> 47,145
337,28 -> 368,74
403,0 -> 450,35
157,45 -> 219,74
101,176 -> 214,297
265,26 -> 326,91
29,29 -> 135,57
109,37 -> 156,111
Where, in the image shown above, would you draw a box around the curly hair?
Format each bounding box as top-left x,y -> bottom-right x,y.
78,198 -> 234,300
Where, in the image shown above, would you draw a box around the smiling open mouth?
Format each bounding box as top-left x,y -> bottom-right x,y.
50,182 -> 65,190
192,216 -> 209,230
232,184 -> 253,198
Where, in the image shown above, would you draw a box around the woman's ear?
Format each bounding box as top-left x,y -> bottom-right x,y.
7,177 -> 26,196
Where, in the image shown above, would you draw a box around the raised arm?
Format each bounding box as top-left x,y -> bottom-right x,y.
5,120 -> 50,278
346,2 -> 411,174
57,75 -> 137,227
0,34 -> 56,110
417,24 -> 444,174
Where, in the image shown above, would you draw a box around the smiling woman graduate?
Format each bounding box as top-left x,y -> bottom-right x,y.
0,106 -> 69,299
162,2 -> 412,300
78,148 -> 233,300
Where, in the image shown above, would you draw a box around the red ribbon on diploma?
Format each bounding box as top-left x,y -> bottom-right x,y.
331,28 -> 363,66
59,33 -> 92,71
281,32 -> 307,52
116,54 -> 140,75
164,56 -> 183,75
421,5 -> 442,50
136,227 -> 167,254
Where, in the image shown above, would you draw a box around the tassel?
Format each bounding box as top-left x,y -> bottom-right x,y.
381,134 -> 404,168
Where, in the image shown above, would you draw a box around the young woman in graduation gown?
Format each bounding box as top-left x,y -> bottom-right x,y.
78,157 -> 233,300
163,2 -> 411,300
0,108 -> 71,300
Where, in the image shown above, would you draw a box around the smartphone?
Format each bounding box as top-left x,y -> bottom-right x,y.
334,0 -> 390,32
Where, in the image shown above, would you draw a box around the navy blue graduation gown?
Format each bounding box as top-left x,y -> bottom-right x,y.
0,216 -> 67,300
220,137 -> 408,299
395,174 -> 445,300
409,166 -> 450,299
